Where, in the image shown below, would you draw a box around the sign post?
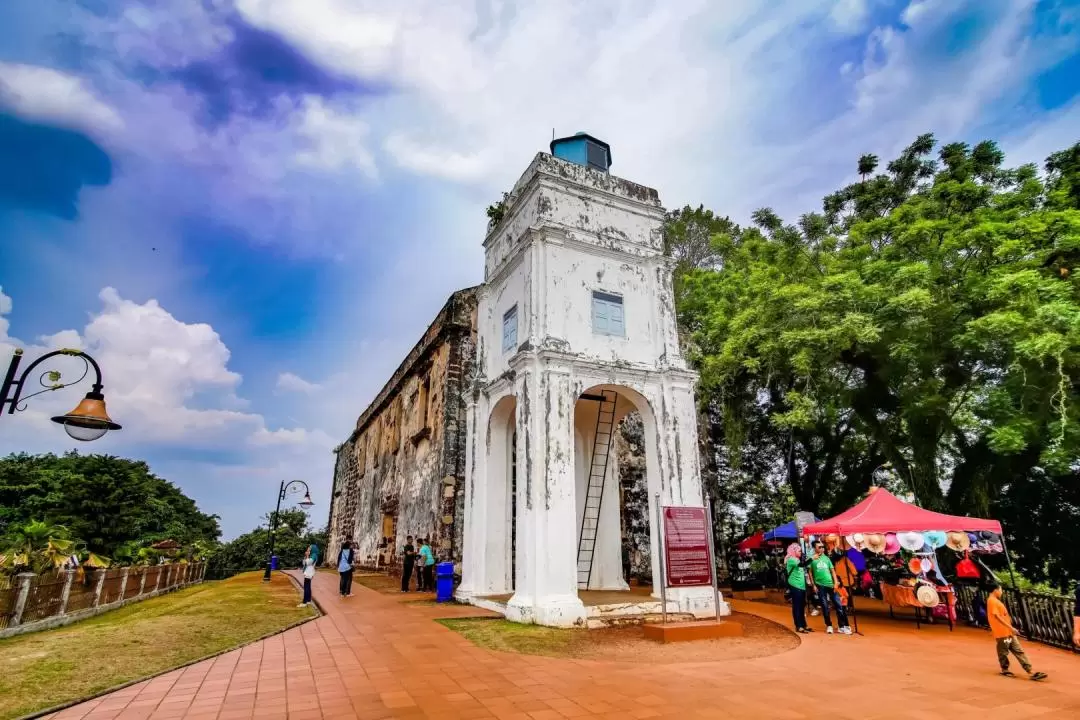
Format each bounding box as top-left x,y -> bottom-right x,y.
704,496 -> 721,621
653,493 -> 668,625
662,506 -> 713,587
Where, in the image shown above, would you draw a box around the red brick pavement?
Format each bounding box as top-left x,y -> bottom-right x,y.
45,571 -> 1080,719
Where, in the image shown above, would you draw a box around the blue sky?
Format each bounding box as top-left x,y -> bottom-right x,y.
0,0 -> 1077,538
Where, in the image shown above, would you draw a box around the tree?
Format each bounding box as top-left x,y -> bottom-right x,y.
674,135 -> 1080,588
0,452 -> 221,557
208,508 -> 326,575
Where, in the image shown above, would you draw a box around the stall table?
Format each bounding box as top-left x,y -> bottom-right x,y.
880,583 -> 955,631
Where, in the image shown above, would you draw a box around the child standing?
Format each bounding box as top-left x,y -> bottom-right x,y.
986,583 -> 1047,680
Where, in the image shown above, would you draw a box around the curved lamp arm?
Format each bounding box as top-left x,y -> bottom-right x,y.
279,480 -> 312,501
1,348 -> 104,414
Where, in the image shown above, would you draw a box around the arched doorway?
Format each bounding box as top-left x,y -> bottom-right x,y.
573,384 -> 657,592
482,395 -> 517,594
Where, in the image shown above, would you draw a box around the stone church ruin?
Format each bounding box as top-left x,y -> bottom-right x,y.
326,133 -> 728,626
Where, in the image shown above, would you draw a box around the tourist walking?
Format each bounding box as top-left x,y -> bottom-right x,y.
809,540 -> 850,634
299,547 -> 315,606
418,537 -> 435,592
784,543 -> 812,634
401,535 -> 416,592
987,583 -> 1047,680
337,538 -> 355,597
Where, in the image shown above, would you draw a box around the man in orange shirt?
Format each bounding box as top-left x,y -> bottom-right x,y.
986,583 -> 1047,680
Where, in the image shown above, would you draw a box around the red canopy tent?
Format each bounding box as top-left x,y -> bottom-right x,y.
736,530 -> 767,552
802,487 -> 1002,535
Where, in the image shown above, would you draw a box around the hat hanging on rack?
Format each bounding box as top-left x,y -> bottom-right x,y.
898,531 -> 925,552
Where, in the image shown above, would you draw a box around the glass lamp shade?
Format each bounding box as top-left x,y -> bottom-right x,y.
298,492 -> 314,509
52,392 -> 122,442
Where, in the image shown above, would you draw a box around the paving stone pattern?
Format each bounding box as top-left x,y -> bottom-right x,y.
47,571 -> 1080,719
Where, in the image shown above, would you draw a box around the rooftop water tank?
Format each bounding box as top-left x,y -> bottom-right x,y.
550,132 -> 612,173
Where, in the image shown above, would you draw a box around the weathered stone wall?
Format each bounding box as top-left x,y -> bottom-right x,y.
327,289 -> 478,570
616,412 -> 652,582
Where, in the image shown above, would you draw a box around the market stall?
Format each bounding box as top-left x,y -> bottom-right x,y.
764,517 -> 819,542
801,487 -> 1006,631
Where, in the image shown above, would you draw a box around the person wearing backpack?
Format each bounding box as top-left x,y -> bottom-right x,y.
784,543 -> 813,634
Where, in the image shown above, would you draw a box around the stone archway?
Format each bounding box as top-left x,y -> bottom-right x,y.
481,394 -> 517,595
573,384 -> 660,594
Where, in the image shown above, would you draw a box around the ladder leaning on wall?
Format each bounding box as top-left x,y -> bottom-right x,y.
576,389 -> 619,590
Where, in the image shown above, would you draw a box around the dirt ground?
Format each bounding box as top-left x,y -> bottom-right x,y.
439,611 -> 800,664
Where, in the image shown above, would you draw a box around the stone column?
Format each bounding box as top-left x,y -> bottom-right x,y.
455,393 -> 487,599
505,363 -> 586,627
58,569 -> 76,615
153,564 -> 163,593
91,568 -> 107,608
10,573 -> 34,627
138,568 -> 148,596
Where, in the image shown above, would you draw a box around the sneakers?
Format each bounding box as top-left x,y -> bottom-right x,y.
1031,671 -> 1048,681
810,608 -> 820,616
826,626 -> 834,634
839,626 -> 852,635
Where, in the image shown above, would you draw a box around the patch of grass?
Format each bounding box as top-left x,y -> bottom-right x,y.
436,618 -> 580,656
0,572 -> 314,720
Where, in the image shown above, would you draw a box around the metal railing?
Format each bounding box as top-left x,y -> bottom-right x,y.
954,584 -> 1078,652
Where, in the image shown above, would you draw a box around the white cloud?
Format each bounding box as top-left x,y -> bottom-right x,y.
277,372 -> 321,393
0,62 -> 123,134
292,96 -> 378,178
831,0 -> 873,34
0,287 -> 327,450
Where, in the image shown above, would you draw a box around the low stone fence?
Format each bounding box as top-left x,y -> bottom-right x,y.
0,562 -> 206,639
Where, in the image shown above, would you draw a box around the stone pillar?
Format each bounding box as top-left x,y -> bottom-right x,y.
456,393 -> 488,599
58,569 -> 76,615
10,573 -> 34,627
91,568 -> 107,608
118,567 -> 130,602
138,568 -> 148,596
153,564 -> 163,593
506,363 -> 586,627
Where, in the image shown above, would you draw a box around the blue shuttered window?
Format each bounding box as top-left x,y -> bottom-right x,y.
591,291 -> 624,337
502,305 -> 518,352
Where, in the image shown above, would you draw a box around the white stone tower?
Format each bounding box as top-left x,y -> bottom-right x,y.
456,134 -> 727,627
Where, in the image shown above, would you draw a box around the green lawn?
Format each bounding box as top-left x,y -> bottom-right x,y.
0,571 -> 315,720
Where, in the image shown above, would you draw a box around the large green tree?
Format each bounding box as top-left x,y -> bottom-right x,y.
0,452 -> 221,557
674,135 -> 1080,588
207,508 -> 326,575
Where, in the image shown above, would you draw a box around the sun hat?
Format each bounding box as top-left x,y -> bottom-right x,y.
945,532 -> 970,552
847,533 -> 867,551
924,531 -> 947,549
916,584 -> 940,608
919,557 -> 934,574
978,531 -> 1001,544
865,534 -> 887,554
907,557 -> 923,575
898,531 -> 925,552
884,532 -> 901,555
826,533 -> 841,551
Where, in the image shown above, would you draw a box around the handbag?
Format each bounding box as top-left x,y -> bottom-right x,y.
955,551 -> 980,579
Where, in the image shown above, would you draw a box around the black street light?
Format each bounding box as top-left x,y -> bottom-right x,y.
1,348 -> 122,441
262,479 -> 314,581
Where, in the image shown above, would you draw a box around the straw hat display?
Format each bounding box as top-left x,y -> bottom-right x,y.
916,584 -> 940,608
898,531 -> 925,552
865,533 -> 887,554
924,531 -> 947,549
945,531 -> 970,552
884,532 -> 901,555
847,533 -> 867,551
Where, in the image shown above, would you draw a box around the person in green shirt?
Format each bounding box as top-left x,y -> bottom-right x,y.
784,544 -> 813,633
418,538 -> 436,592
809,540 -> 850,635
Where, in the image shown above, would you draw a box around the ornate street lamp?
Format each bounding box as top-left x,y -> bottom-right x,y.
263,479 -> 315,581
1,348 -> 122,441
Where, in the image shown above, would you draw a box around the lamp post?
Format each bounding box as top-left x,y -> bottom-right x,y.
1,348 -> 122,441
262,480 -> 314,581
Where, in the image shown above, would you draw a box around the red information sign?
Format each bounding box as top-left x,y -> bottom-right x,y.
662,506 -> 713,587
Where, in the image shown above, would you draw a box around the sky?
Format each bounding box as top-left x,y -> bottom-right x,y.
0,0 -> 1077,539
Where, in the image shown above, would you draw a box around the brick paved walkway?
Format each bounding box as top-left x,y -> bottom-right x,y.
47,571 -> 1080,720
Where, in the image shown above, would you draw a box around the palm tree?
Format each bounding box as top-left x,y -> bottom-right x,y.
0,521 -> 76,574
858,153 -> 879,182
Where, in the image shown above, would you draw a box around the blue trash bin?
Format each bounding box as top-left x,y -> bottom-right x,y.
270,555 -> 279,571
435,562 -> 454,603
